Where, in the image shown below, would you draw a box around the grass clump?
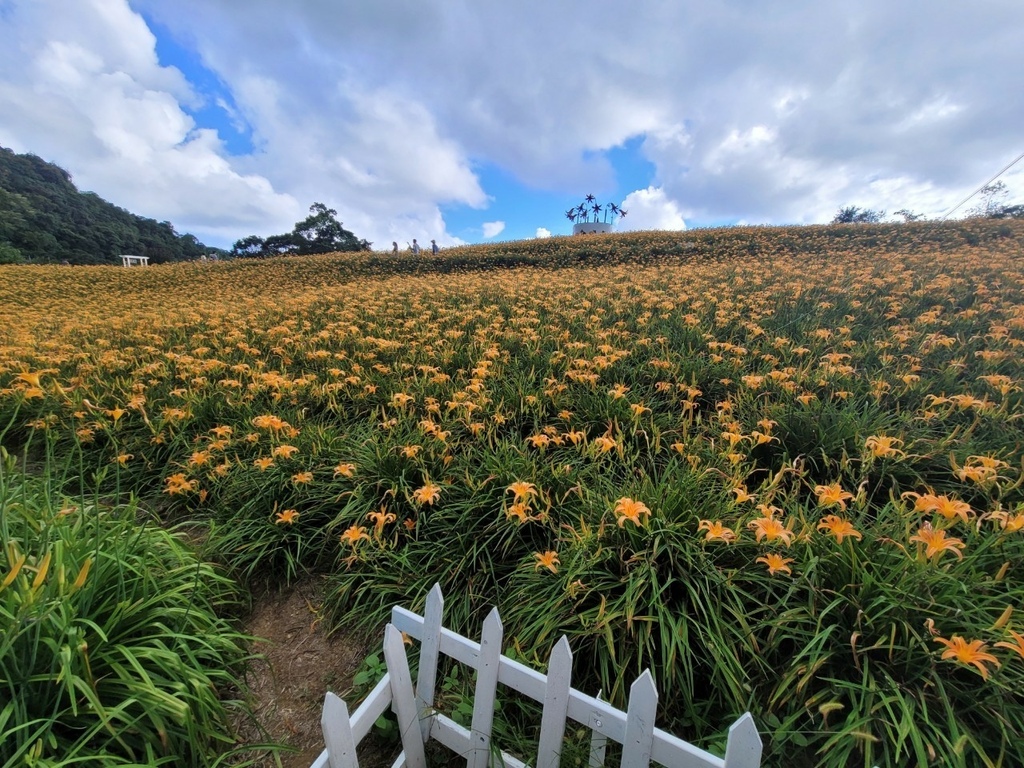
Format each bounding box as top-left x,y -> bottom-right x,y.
0,447 -> 256,767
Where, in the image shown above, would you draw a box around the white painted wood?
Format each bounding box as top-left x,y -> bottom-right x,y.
621,670 -> 657,768
349,673 -> 394,745
414,583 -> 444,741
431,714 -> 530,768
321,691 -> 359,768
536,636 -> 573,768
588,691 -> 607,768
316,588 -> 762,768
391,604 -> 741,768
469,607 -> 503,768
724,713 -> 763,768
382,624 -> 428,768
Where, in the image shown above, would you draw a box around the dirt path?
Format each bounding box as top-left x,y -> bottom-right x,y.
233,577 -> 399,768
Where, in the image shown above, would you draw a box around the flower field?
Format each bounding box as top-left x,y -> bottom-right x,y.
2,220 -> 1024,766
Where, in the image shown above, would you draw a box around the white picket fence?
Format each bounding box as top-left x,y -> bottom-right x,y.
310,584 -> 762,768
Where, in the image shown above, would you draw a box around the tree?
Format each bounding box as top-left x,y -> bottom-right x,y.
229,202 -> 371,258
969,182 -> 1009,218
0,145 -> 214,264
832,206 -> 885,224
893,209 -> 926,222
291,202 -> 370,254
231,235 -> 266,258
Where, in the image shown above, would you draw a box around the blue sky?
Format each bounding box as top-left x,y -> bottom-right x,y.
1,1 -> 1021,250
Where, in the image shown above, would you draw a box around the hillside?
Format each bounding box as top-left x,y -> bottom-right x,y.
3,220 -> 1024,766
0,146 -> 214,265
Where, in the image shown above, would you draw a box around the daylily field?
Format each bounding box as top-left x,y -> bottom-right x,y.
2,220 -> 1024,767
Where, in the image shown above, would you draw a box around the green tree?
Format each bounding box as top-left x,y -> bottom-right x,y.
832,206 -> 886,224
230,202 -> 371,258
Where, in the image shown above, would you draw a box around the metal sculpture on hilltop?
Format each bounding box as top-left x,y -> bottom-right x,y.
566,195 -> 627,234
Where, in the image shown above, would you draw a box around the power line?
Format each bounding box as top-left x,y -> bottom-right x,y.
941,150 -> 1024,220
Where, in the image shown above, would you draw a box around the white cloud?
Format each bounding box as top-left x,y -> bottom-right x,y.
2,0 -> 1023,249
482,221 -> 505,238
535,228 -> 551,239
0,0 -> 300,244
618,188 -> 686,231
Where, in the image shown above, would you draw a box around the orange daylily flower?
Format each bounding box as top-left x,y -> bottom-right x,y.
413,482 -> 441,506
814,483 -> 854,510
534,550 -> 560,573
816,515 -> 862,544
934,635 -> 1000,679
507,481 -> 538,501
275,509 -> 300,525
909,522 -> 965,561
698,519 -> 737,543
340,525 -> 370,547
994,630 -> 1024,660
747,515 -> 793,546
756,553 -> 794,576
614,497 -> 651,527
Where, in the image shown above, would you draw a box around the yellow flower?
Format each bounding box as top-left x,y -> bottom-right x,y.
413,482 -> 441,506
506,503 -> 532,523
272,444 -> 299,459
189,450 -> 212,467
368,507 -> 397,534
756,553 -> 794,576
526,434 -> 551,450
340,525 -> 370,547
292,471 -> 314,485
164,473 -> 197,495
934,635 -> 1000,679
334,462 -> 356,477
902,492 -> 972,524
865,435 -> 905,459
592,436 -> 617,454
816,515 -> 862,544
747,515 -> 793,546
401,445 -> 422,458
507,481 -> 537,501
608,383 -> 630,399
253,457 -> 275,471
614,497 -> 651,527
732,487 -> 756,504
814,483 -> 854,510
909,522 -> 965,561
534,550 -> 560,573
994,630 -> 1024,660
115,453 -> 133,466
698,520 -> 737,543
275,509 -> 300,525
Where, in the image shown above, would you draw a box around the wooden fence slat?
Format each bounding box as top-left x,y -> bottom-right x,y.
383,624 -> 428,768
415,583 -> 444,741
469,607 -> 504,768
321,691 -> 360,768
587,690 -> 607,768
536,636 -> 573,768
318,587 -> 761,768
620,670 -> 657,768
723,713 -> 763,768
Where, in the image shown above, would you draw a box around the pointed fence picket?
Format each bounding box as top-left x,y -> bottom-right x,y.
311,584 -> 762,768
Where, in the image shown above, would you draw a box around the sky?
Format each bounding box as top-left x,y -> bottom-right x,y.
1,0 -> 1022,251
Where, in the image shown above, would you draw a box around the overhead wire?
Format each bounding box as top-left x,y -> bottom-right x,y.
940,150 -> 1024,220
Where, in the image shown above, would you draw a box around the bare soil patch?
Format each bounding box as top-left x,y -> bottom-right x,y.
232,577 -> 399,768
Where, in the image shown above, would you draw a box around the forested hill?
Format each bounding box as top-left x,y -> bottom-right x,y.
0,146 -> 214,265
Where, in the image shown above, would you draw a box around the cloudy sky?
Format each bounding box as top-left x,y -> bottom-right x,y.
1,0 -> 1022,250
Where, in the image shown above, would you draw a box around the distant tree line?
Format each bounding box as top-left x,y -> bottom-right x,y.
230,203 -> 371,258
832,182 -> 1024,224
0,146 -> 216,265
